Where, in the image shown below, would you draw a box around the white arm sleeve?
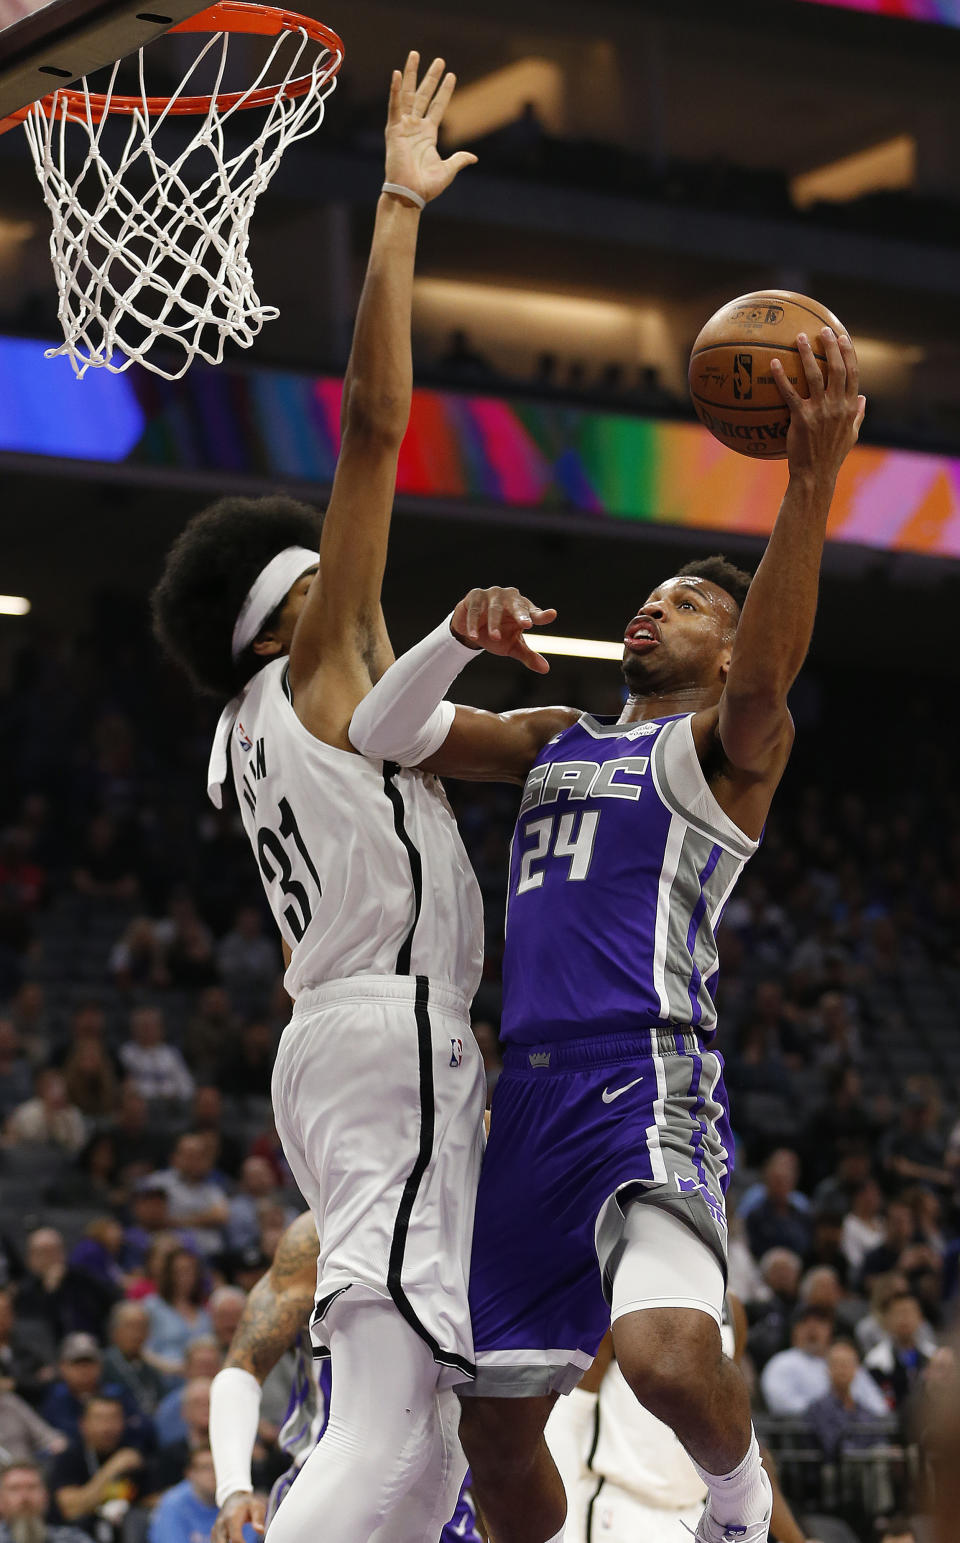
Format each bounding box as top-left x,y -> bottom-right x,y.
348,613 -> 479,767
210,1366 -> 263,1506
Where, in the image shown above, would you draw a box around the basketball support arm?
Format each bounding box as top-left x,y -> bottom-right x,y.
718,328 -> 864,777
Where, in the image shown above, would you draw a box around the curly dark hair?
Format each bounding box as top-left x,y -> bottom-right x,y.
673,554 -> 753,615
151,495 -> 320,698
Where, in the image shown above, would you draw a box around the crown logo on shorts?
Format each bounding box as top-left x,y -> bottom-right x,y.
528,1051 -> 551,1068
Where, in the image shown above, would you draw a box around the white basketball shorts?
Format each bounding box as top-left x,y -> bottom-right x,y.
271,973 -> 486,1389
566,1476 -> 703,1543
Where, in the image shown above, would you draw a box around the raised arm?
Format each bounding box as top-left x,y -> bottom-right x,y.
288,53 -> 476,743
716,326 -> 865,778
210,1213 -> 319,1542
348,585 -> 578,783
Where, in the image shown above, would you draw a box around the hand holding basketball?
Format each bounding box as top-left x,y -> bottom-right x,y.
385,52 -> 477,206
451,587 -> 558,674
772,328 -> 866,482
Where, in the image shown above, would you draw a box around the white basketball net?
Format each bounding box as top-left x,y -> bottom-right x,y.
21,21 -> 341,379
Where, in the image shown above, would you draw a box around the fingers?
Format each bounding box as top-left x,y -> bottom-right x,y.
456,588 -> 555,652
837,329 -> 859,400
426,69 -> 457,125
251,1499 -> 267,1536
797,332 -> 825,399
399,50 -> 419,116
387,68 -> 401,126
512,635 -> 551,675
770,356 -> 803,412
227,1512 -> 248,1543
413,56 -> 445,117
463,588 -> 486,642
485,590 -> 504,641
820,325 -> 847,401
442,150 -> 478,178
853,393 -> 867,442
483,587 -> 538,641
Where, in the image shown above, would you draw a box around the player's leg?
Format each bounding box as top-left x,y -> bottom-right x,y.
265,1293 -> 441,1543
459,1039 -> 644,1543
610,1205 -> 771,1542
458,1394 -> 565,1543
269,980 -> 484,1536
366,1388 -> 467,1543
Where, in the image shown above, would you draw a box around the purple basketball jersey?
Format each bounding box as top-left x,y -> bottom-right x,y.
501,713 -> 758,1047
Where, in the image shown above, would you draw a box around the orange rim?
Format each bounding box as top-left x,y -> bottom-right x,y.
3,1 -> 343,126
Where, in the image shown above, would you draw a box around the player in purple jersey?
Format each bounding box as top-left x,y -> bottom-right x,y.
350,325 -> 865,1543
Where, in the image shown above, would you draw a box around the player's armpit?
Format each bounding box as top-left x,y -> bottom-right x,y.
690,706 -> 792,842
420,705 -> 579,784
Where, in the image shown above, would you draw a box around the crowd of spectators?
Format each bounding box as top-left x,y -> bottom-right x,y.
1,598 -> 959,1543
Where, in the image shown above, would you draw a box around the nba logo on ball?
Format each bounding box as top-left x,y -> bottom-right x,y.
733,353 -> 753,400
449,1039 -> 463,1068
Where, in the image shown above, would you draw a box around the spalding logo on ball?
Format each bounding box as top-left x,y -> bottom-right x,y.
688,290 -> 846,460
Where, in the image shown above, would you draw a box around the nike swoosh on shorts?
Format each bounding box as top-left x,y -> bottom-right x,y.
601,1076 -> 644,1104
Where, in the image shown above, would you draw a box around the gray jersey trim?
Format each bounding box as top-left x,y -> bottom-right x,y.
465,1351 -> 591,1399
657,827 -> 741,1028
651,717 -> 758,860
577,713 -> 645,740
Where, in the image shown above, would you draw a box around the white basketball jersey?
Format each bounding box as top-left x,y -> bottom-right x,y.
589,1317 -> 736,1507
223,658 -> 484,1000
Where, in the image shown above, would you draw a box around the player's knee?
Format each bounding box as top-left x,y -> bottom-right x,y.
616,1310 -> 719,1424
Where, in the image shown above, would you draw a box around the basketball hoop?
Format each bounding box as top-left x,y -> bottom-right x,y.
5,2 -> 344,379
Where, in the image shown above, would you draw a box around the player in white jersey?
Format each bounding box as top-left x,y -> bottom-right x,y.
208,1211 -> 482,1543
152,54 -> 483,1543
544,1301 -> 816,1543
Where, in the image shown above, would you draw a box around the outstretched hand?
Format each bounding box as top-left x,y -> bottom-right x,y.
450,586 -> 558,674
771,326 -> 866,482
384,52 -> 477,206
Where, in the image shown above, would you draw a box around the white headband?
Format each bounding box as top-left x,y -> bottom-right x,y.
231,546 -> 318,662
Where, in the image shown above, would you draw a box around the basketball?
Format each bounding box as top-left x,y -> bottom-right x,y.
688,290 -> 847,460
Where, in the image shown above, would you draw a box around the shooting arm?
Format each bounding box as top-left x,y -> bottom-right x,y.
719,329 -> 864,775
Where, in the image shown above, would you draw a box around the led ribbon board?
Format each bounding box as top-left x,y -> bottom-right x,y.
3,336 -> 960,559
797,0 -> 960,25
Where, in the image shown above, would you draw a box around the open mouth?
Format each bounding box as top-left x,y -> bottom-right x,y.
624,618 -> 661,653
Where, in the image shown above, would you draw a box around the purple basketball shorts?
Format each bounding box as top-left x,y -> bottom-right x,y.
464,1028 -> 733,1397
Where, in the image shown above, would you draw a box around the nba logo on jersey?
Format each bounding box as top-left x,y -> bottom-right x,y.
236,721 -> 253,752
449,1038 -> 463,1068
